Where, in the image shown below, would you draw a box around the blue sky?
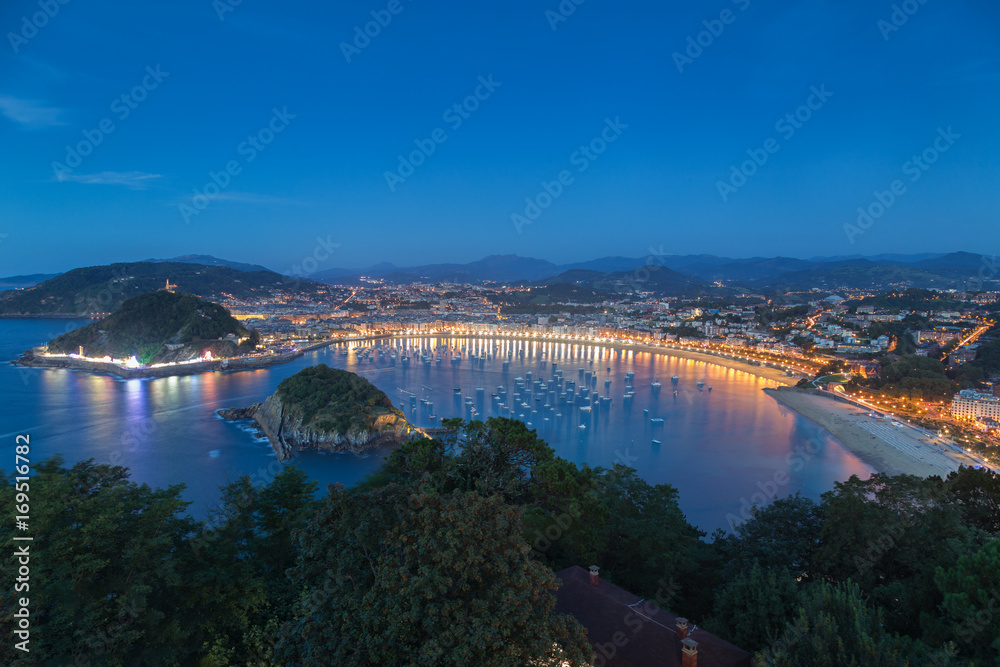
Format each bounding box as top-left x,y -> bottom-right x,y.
1,0 -> 998,275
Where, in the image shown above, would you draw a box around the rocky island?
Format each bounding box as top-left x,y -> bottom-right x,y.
219,364 -> 417,461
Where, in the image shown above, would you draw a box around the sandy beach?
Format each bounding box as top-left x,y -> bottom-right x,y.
765,387 -> 981,478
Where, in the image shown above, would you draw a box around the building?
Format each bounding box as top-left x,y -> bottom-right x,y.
553,566 -> 751,666
948,347 -> 978,368
951,389 -> 1000,421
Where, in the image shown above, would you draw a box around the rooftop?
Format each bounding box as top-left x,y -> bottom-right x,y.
553,566 -> 752,667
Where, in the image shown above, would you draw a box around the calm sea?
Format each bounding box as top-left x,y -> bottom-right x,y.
0,320 -> 872,532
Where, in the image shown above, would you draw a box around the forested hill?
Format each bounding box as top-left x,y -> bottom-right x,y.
0,261 -> 316,315
46,291 -> 258,363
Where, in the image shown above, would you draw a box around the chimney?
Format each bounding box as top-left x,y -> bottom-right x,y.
589,565 -> 600,586
681,638 -> 698,667
676,617 -> 688,640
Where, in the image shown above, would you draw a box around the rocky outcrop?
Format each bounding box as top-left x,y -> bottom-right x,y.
218,392 -> 416,461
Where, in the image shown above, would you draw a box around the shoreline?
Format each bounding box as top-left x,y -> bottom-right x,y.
331,333 -> 807,385
764,386 -> 982,478
7,330 -> 808,385
12,349 -> 303,379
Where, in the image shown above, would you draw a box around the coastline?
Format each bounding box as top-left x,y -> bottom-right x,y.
12,349 -> 303,379
7,330 -> 806,384
764,386 -> 981,478
335,333 -> 806,386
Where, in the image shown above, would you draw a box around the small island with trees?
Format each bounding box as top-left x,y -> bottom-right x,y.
219,364 -> 416,460
13,291 -> 306,378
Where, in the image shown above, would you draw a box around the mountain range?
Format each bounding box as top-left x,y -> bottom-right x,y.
1,252 -> 995,306
306,251 -> 995,291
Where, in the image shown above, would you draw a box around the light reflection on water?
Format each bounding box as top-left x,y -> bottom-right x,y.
0,324 -> 872,532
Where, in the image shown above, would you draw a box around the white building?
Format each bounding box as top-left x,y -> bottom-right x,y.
951,389 -> 1000,420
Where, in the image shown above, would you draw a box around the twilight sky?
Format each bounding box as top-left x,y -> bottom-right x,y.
1,0 -> 998,275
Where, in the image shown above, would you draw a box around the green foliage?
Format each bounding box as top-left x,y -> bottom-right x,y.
717,493 -> 823,579
195,466 -> 321,662
276,364 -> 400,434
47,291 -> 255,363
706,562 -> 801,653
0,458 -> 320,666
376,419 -> 710,619
968,336 -> 1000,378
588,464 -> 704,612
275,487 -> 593,666
863,354 -> 958,401
0,457 -> 204,665
812,474 -> 975,635
934,539 -> 1000,664
859,288 -> 964,312
13,418 -> 1000,665
941,466 -> 1000,534
756,581 -> 921,666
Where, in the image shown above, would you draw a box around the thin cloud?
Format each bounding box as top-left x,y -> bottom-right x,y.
57,171 -> 163,190
0,96 -> 65,128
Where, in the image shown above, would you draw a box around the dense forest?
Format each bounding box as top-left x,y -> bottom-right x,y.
276,364 -> 402,434
4,418 -> 1000,665
47,291 -> 259,364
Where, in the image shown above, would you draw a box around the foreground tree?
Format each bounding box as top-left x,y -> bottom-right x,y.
706,562 -> 800,653
0,458 -> 204,665
276,487 -> 592,666
716,493 -> 823,580
933,539 -> 1000,664
812,474 -> 974,634
756,581 -> 922,666
939,466 -> 1000,535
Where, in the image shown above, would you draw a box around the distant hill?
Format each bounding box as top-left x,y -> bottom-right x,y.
143,254 -> 273,273
314,254 -> 562,284
310,252 -> 988,288
0,261 -> 320,315
47,291 -> 258,364
751,263 -> 951,291
542,265 -> 709,296
0,273 -> 61,288
749,252 -> 997,291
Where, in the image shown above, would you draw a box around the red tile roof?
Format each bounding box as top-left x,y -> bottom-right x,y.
553,566 -> 752,667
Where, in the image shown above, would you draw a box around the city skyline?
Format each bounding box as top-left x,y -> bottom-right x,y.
1,0 -> 998,275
